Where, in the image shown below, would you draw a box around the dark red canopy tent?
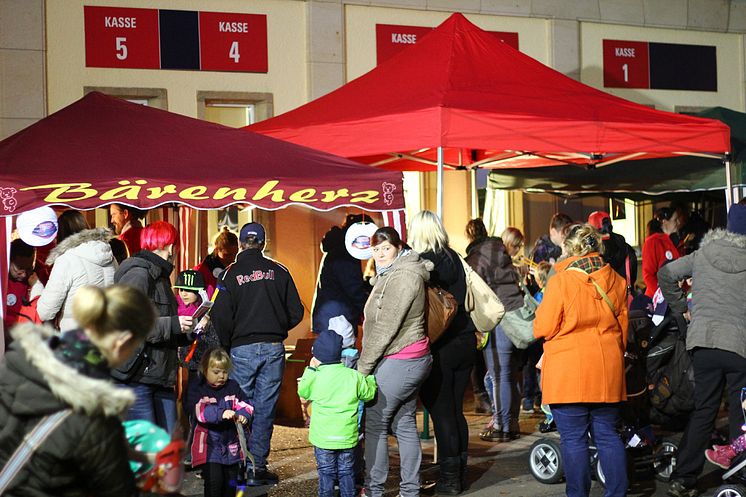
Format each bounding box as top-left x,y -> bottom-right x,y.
248,12 -> 731,205
0,92 -> 404,213
0,92 -> 405,352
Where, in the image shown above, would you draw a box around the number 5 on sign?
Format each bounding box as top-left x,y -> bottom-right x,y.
116,37 -> 128,60
229,41 -> 240,63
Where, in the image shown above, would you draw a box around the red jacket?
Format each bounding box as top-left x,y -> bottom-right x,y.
642,233 -> 679,297
119,224 -> 143,258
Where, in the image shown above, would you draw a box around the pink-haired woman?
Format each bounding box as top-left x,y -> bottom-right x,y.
112,221 -> 194,432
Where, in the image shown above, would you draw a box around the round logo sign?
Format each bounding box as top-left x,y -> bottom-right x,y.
665,250 -> 673,260
6,293 -> 17,307
344,222 -> 379,260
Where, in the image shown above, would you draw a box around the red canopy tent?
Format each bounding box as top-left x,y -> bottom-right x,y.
248,13 -> 731,212
0,92 -> 405,353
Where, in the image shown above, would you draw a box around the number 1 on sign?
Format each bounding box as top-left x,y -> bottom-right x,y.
622,63 -> 628,82
229,41 -> 240,63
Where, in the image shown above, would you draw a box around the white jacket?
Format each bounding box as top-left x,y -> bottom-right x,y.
37,228 -> 117,331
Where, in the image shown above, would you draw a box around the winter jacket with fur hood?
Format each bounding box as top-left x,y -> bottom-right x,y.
0,324 -> 137,497
658,229 -> 746,359
37,228 -> 117,331
358,250 -> 432,375
113,250 -> 189,386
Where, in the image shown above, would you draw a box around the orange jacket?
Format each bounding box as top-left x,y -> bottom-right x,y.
534,255 -> 629,405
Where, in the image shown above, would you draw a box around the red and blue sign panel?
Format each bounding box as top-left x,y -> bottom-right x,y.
603,39 -> 717,91
84,6 -> 268,73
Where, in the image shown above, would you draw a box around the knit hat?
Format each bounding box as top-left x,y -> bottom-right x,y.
174,269 -> 205,291
328,315 -> 355,348
312,329 -> 342,365
727,203 -> 746,236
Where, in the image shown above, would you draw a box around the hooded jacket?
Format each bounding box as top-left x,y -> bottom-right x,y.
37,228 -> 117,331
534,254 -> 629,404
642,232 -> 679,297
311,226 -> 369,333
358,250 -> 432,375
113,251 -> 188,386
0,324 -> 137,497
658,229 -> 746,359
465,236 -> 524,312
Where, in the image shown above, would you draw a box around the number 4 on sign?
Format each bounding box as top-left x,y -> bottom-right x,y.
229,41 -> 240,63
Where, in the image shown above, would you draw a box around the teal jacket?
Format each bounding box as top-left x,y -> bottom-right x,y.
298,363 -> 377,449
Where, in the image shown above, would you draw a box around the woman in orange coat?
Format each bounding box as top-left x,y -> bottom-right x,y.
534,223 -> 629,497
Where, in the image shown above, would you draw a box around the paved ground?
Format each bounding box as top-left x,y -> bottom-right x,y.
181,408 -> 728,497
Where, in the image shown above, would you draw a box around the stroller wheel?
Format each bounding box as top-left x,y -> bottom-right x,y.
529,438 -> 564,484
653,440 -> 679,482
593,456 -> 607,488
714,484 -> 746,497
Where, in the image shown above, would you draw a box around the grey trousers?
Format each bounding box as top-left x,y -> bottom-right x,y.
364,354 -> 433,497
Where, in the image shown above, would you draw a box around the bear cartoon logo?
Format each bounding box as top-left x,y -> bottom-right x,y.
382,182 -> 396,206
0,187 -> 18,212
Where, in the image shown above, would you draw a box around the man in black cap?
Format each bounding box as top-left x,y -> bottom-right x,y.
211,222 -> 304,485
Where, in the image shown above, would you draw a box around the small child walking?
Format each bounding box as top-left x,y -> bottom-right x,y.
298,330 -> 377,497
187,348 -> 253,497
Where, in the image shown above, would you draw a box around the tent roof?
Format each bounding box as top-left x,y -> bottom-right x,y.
248,13 -> 730,171
488,107 -> 746,195
0,92 -> 404,216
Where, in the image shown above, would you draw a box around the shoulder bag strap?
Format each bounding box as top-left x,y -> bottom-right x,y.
566,267 -> 616,314
0,409 -> 73,493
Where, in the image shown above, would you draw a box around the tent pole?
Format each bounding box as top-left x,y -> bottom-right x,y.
437,146 -> 444,219
725,155 -> 734,210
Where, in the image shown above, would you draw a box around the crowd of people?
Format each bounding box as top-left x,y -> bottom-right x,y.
0,199 -> 744,497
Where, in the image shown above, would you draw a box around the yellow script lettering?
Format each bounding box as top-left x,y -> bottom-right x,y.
179,186 -> 210,200
213,187 -> 247,201
146,185 -> 178,199
288,189 -> 318,202
20,183 -> 98,202
350,190 -> 380,204
99,180 -> 141,201
320,189 -> 350,203
252,180 -> 285,203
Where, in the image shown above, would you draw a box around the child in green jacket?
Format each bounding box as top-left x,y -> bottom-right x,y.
298,329 -> 377,497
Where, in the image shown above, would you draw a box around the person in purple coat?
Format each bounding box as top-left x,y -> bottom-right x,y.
188,348 -> 254,497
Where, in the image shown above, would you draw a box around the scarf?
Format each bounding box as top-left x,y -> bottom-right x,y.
376,248 -> 411,276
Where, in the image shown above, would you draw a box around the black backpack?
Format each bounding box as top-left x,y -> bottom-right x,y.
648,316 -> 694,425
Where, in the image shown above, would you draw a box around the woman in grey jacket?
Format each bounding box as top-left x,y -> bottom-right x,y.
358,227 -> 433,497
659,203 -> 746,497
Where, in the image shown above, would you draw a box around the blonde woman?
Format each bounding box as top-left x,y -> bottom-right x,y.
534,224 -> 628,497
0,285 -> 156,496
409,210 -> 473,495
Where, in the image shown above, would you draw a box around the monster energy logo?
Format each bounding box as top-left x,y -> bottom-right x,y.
183,272 -> 195,287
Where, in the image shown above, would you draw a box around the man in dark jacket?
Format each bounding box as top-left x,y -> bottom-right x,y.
660,203 -> 746,497
212,222 -> 304,485
112,221 -> 192,434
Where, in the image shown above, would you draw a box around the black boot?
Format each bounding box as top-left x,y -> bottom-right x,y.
459,451 -> 468,490
435,456 -> 462,495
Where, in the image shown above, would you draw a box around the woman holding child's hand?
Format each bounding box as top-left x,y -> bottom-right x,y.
358,227 -> 433,497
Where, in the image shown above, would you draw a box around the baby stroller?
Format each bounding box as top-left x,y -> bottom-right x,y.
711,389 -> 746,497
528,300 -> 683,486
234,420 -> 276,497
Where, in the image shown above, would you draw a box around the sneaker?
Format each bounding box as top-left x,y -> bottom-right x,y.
521,399 -> 535,414
705,444 -> 737,469
538,419 -> 557,433
479,426 -> 503,442
667,479 -> 698,497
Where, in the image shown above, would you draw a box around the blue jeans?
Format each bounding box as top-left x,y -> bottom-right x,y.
314,446 -> 356,497
482,326 -> 517,431
552,403 -> 627,497
125,382 -> 177,434
230,342 -> 285,470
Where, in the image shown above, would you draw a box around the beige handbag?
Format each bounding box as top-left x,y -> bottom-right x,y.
460,257 -> 506,333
